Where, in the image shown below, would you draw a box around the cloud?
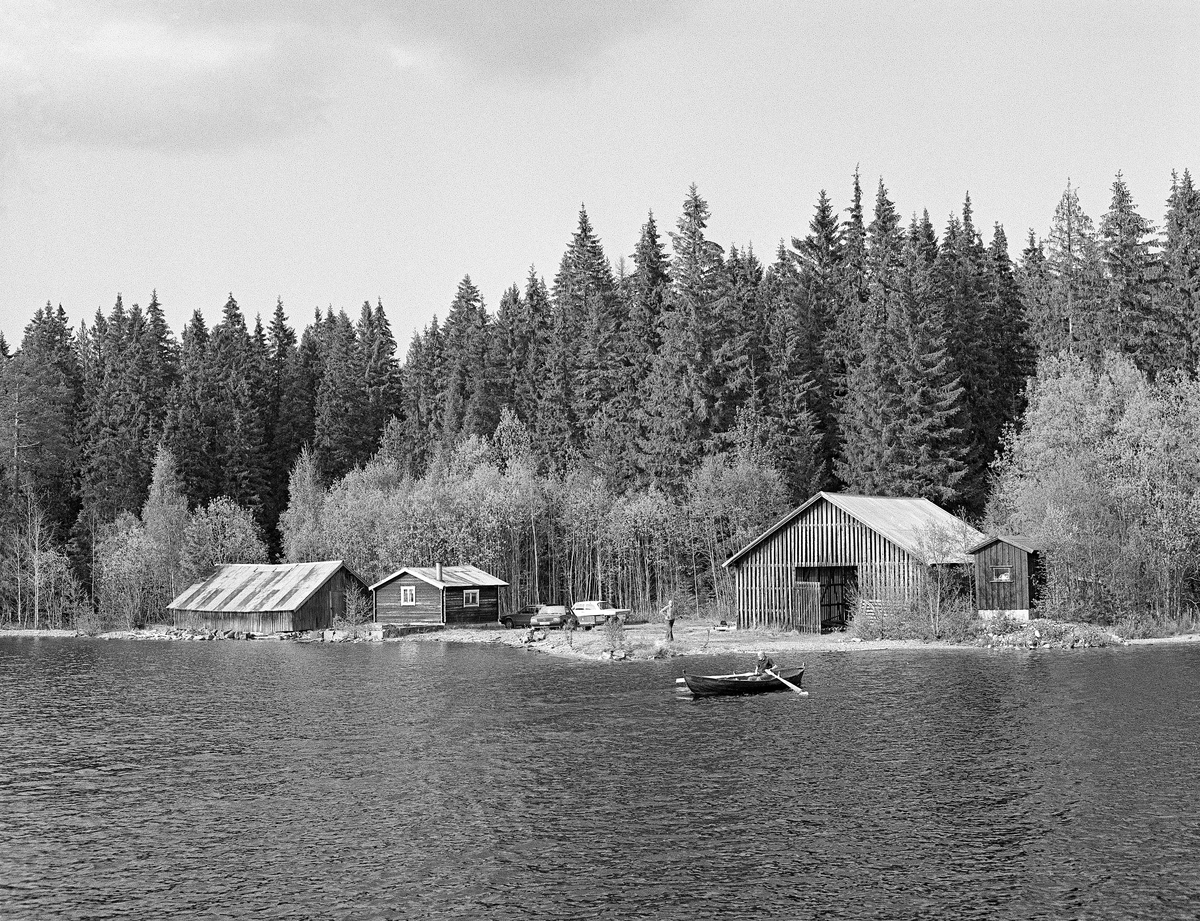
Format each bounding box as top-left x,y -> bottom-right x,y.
0,1 -> 689,153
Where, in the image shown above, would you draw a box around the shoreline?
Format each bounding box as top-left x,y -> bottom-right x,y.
4,622 -> 1199,661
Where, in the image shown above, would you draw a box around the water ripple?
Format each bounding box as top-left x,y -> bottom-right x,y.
2,639 -> 1199,919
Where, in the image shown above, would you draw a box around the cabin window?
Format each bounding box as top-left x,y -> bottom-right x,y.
991,566 -> 1013,583
463,589 -> 480,607
401,585 -> 416,605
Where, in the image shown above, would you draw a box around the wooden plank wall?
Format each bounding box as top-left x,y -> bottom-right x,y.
734,497 -> 925,630
374,576 -> 443,624
445,586 -> 500,626
974,542 -> 1032,611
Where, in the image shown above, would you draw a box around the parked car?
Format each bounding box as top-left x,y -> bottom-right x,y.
571,600 -> 632,628
500,604 -> 568,629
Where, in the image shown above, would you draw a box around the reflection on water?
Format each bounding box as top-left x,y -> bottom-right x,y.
2,638 -> 1199,920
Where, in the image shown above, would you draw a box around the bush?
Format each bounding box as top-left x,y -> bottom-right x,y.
72,607 -> 112,636
849,584 -> 978,643
601,617 -> 626,652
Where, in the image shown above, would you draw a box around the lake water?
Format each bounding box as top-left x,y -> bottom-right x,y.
1,638 -> 1198,920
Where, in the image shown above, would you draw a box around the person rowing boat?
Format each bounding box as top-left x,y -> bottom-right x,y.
753,650 -> 775,676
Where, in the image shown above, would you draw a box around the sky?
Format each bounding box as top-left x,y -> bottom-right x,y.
1,0 -> 1198,348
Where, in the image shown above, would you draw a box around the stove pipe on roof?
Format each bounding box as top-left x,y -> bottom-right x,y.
436,562 -> 443,582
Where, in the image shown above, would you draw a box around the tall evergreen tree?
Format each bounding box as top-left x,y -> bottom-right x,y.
261,299 -> 300,555
440,276 -> 494,444
638,185 -> 725,486
1165,169 -> 1200,368
208,295 -> 270,513
166,309 -> 221,507
551,207 -> 619,447
399,317 -> 445,477
1100,172 -> 1171,373
314,310 -> 372,480
936,195 -> 993,511
891,212 -> 967,504
0,304 -> 82,539
1045,181 -> 1106,359
790,190 -> 844,472
984,224 -> 1035,452
836,180 -> 905,492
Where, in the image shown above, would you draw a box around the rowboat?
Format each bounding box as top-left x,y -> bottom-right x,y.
680,666 -> 806,697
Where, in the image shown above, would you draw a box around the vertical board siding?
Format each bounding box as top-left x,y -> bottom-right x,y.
733,497 -> 926,631
974,541 -> 1034,611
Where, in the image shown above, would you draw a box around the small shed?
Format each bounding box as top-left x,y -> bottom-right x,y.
167,560 -> 370,633
723,492 -> 984,631
371,564 -> 508,627
968,535 -> 1043,622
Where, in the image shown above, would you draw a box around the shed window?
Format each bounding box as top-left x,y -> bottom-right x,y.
401,585 -> 416,605
991,566 -> 1013,583
463,589 -> 480,607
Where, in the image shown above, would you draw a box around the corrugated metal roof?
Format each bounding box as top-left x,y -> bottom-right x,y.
967,534 -> 1042,555
167,560 -> 361,613
369,564 -> 509,592
724,492 -> 985,568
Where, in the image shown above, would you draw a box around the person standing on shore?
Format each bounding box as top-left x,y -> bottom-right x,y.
663,599 -> 675,642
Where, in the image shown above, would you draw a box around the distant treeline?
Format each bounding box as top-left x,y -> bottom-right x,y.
3,169 -> 1199,631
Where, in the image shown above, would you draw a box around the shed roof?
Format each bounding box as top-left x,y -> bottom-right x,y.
967,534 -> 1043,555
724,492 -> 985,568
369,564 -> 509,592
167,560 -> 365,613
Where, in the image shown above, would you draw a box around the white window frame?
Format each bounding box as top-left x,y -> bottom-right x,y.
990,566 -> 1013,583
401,585 -> 416,605
463,589 -> 480,607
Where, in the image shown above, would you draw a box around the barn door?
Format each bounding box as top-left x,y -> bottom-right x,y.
793,581 -> 821,634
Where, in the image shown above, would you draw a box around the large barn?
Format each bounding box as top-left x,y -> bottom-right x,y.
167,560 -> 370,633
723,492 -> 984,632
370,564 -> 508,627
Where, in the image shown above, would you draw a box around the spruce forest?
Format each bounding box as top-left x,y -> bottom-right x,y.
4,169 -> 1200,633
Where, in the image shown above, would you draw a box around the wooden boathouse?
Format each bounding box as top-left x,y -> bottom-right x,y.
723,492 -> 983,632
969,535 -> 1043,622
167,560 -> 370,633
370,564 -> 508,627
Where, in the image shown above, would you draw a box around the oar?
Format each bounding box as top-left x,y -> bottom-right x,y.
767,667 -> 808,697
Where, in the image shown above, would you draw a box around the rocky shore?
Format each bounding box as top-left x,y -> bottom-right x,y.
4,620 -> 1198,661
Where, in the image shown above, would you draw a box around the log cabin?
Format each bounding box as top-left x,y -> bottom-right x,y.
370,564 -> 508,627
723,492 -> 984,632
167,560 -> 370,633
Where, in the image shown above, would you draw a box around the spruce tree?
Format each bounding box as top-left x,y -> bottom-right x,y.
551,207 -> 619,445
207,295 -> 269,513
1017,230 -> 1057,357
790,190 -> 844,472
1046,181 -> 1106,360
1,304 -> 82,539
835,180 -> 905,493
166,309 -> 221,507
79,296 -> 162,526
399,317 -> 445,476
314,310 -> 372,480
440,276 -> 494,444
1100,172 -> 1171,374
892,213 -> 967,504
936,196 -> 993,511
985,224 -> 1035,446
1165,169 -> 1200,366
